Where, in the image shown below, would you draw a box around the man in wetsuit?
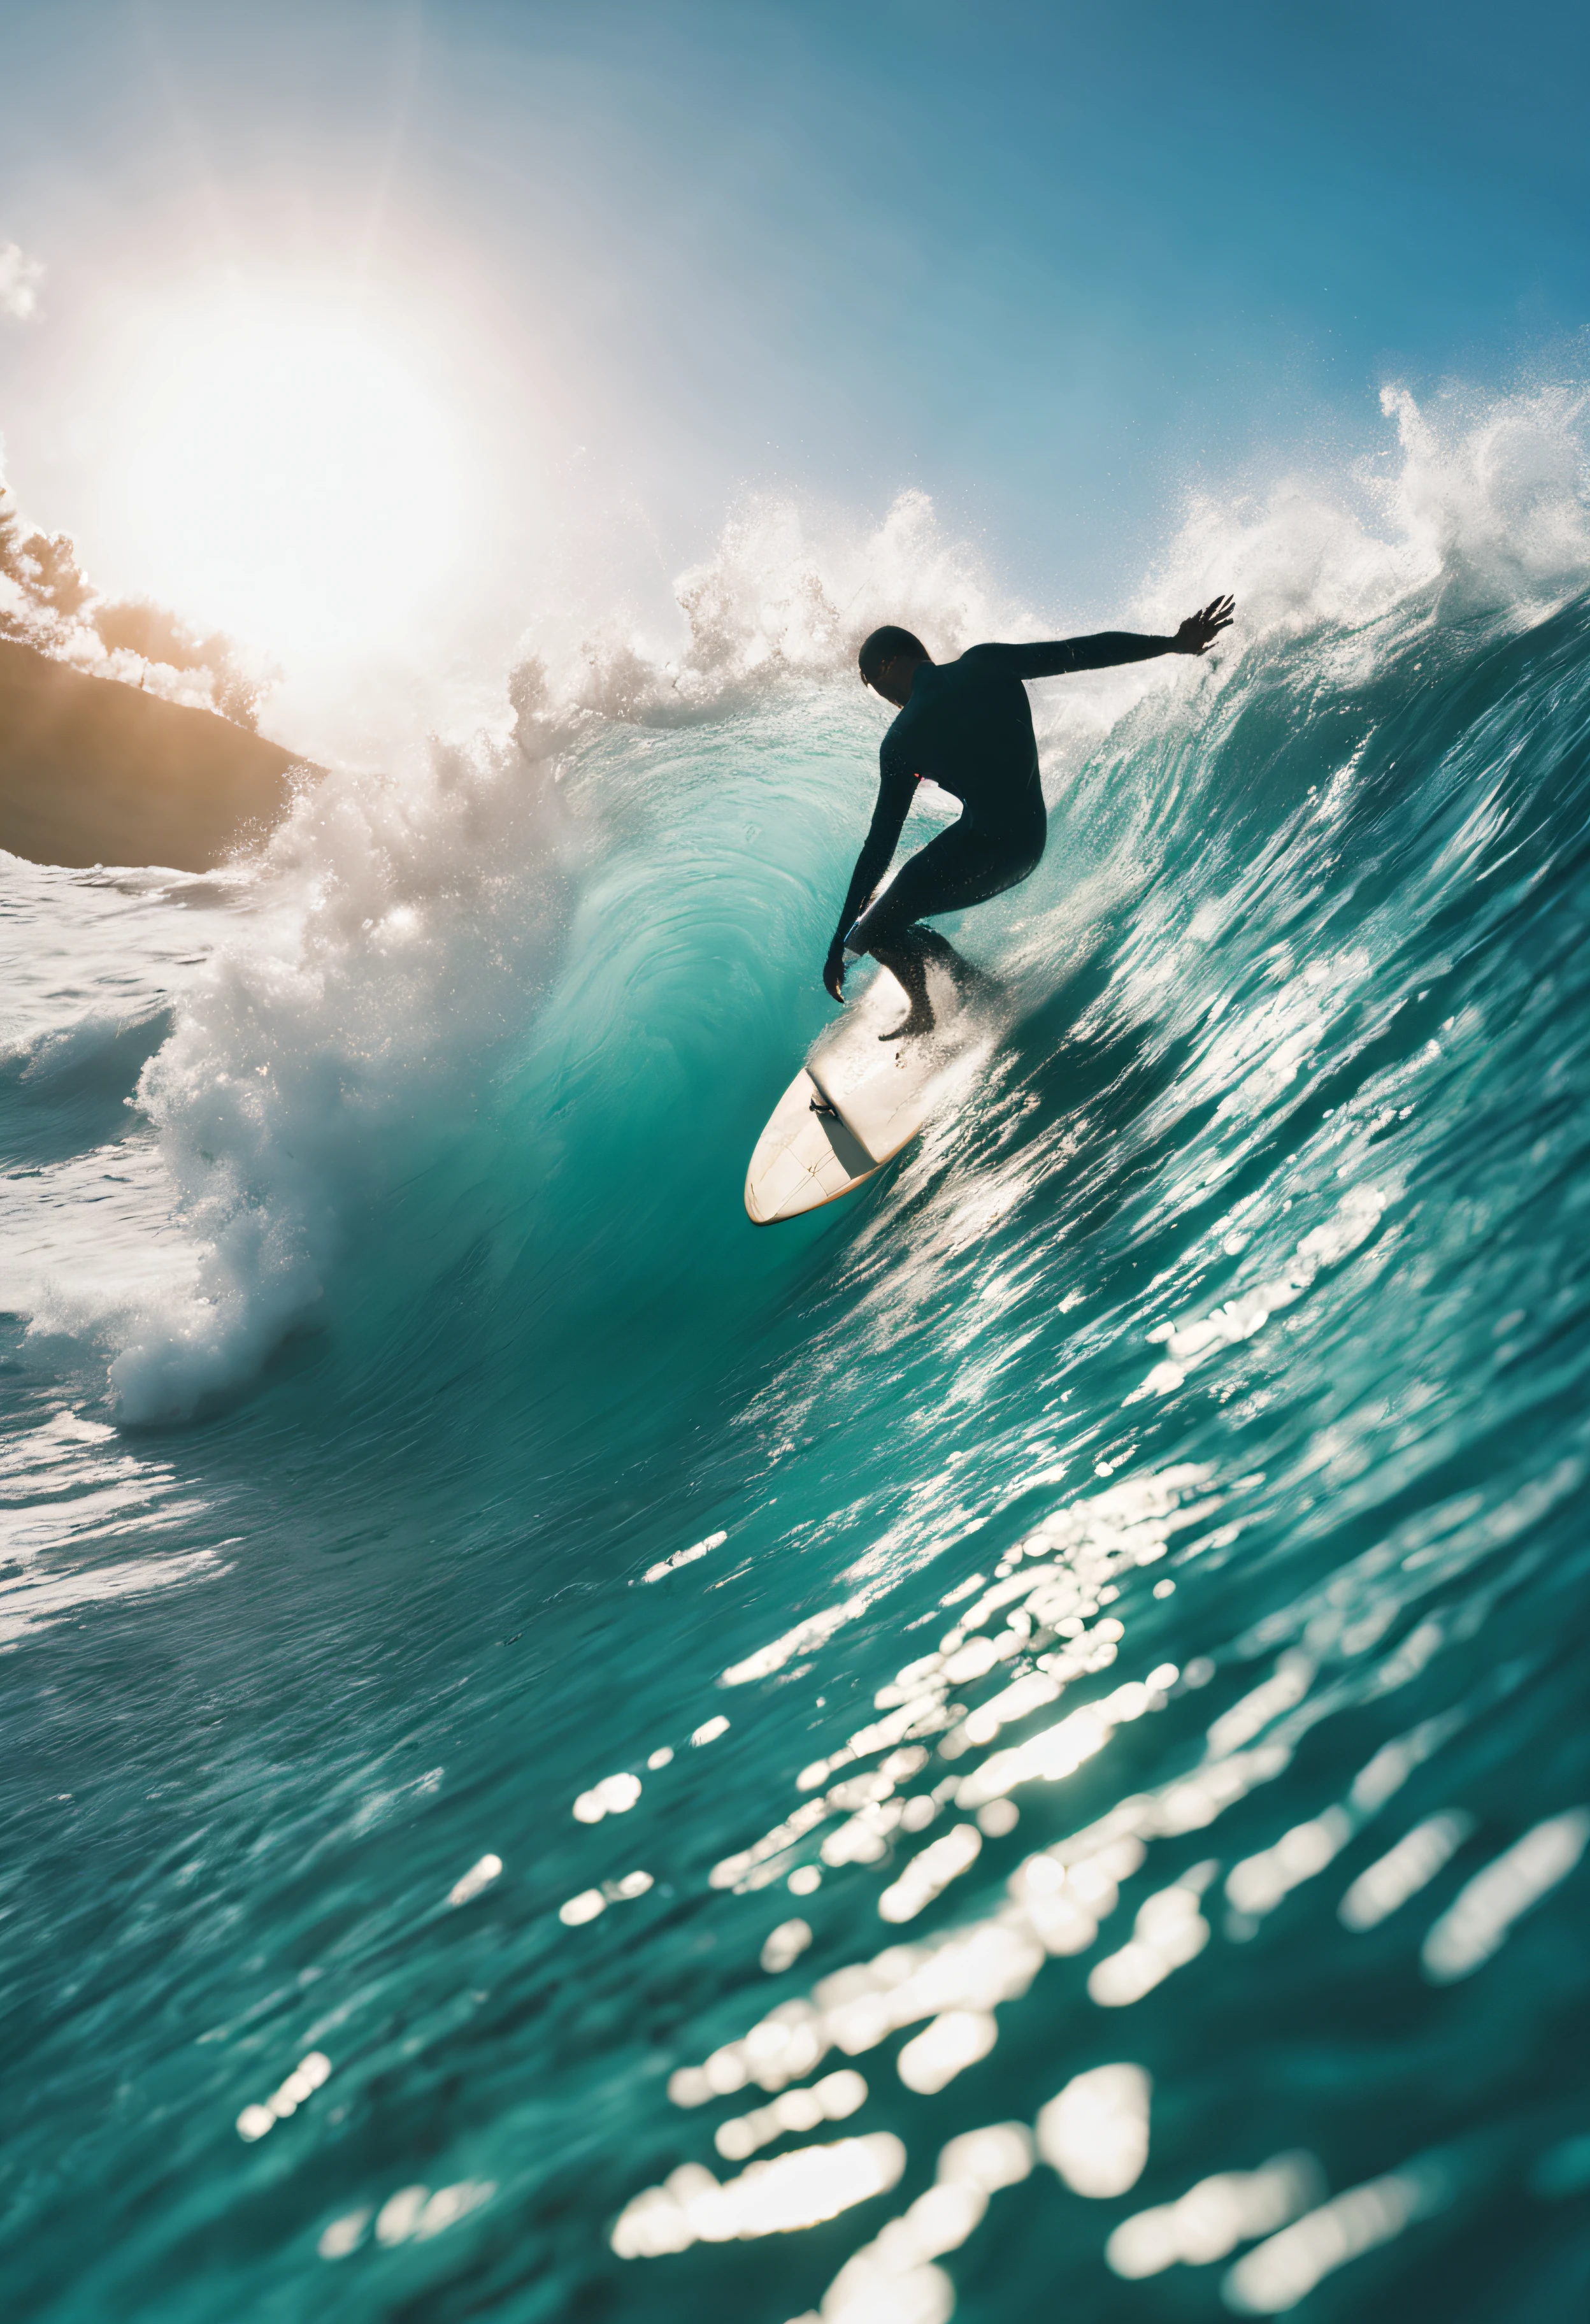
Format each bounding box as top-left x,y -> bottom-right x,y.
827,596 -> 1235,1036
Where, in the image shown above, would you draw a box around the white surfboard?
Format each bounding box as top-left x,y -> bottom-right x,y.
745,972 -> 992,1224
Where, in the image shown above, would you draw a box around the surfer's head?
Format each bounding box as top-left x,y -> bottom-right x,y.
859,626 -> 930,707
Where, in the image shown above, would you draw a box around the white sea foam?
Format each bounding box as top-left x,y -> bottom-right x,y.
24,727 -> 573,1419
10,378 -> 1590,1416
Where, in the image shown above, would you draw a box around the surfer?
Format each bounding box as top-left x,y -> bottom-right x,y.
827,598 -> 1236,1036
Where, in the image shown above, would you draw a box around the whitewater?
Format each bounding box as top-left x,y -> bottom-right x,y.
4,380 -> 1590,2324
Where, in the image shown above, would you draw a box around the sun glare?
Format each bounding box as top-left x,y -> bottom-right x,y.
115,294 -> 470,659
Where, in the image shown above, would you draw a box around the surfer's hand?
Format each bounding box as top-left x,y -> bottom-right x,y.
1173,594 -> 1235,655
823,949 -> 846,1004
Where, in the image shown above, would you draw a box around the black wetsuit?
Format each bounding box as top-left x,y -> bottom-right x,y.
831,634 -> 1181,973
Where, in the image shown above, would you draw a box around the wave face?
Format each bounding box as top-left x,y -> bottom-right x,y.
5,384 -> 1590,2323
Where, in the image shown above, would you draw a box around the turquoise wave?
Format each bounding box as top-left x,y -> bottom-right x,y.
4,426 -> 1590,2322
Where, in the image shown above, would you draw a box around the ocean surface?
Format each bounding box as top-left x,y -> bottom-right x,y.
4,387 -> 1590,2323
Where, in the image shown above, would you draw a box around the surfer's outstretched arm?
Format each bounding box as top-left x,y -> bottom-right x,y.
824,758 -> 917,1001
978,595 -> 1236,678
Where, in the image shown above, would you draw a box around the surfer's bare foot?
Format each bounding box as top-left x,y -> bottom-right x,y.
908,928 -> 988,999
943,952 -> 991,997
881,1003 -> 936,1040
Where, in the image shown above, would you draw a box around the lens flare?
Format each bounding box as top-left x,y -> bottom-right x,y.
112,292 -> 469,656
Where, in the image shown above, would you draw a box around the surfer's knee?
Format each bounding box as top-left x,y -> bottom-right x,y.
869,921 -> 932,960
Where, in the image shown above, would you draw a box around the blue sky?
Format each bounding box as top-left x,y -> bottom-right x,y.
2,0 -> 1586,708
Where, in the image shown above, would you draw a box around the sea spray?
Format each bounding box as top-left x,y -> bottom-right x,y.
4,375 -> 1590,2323
14,379 -> 1590,1426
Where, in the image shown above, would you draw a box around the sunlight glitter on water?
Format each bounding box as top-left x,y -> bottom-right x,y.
8,388 -> 1590,2324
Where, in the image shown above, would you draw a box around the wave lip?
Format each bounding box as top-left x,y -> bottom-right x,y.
8,374 -> 1590,1422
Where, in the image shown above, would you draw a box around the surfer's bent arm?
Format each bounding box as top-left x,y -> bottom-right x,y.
824,760 -> 917,993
